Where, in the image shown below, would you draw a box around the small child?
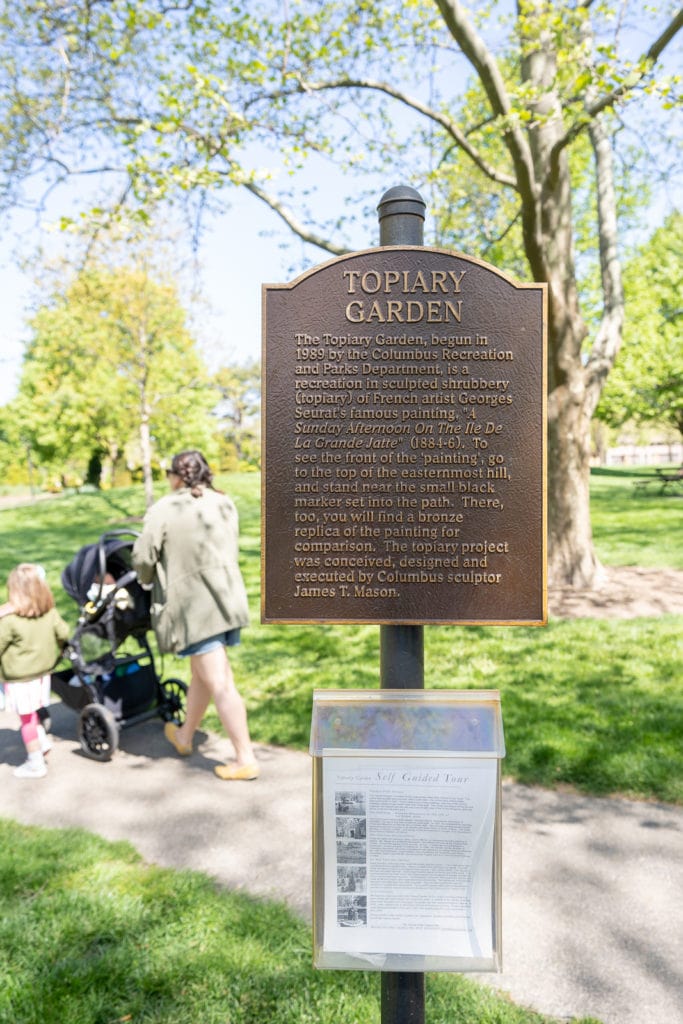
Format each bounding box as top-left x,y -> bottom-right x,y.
85,572 -> 133,612
0,564 -> 70,778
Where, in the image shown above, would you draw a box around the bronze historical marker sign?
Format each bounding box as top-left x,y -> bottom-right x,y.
262,246 -> 547,625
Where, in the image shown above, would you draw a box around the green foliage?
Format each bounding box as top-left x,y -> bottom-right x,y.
213,360 -> 261,470
0,403 -> 32,486
0,0 -> 680,583
1,2 -> 677,247
0,820 -> 596,1024
425,64 -> 527,275
0,470 -> 680,804
16,264 -> 217,486
597,212 -> 683,437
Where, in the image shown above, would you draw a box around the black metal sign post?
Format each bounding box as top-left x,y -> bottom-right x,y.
378,186 -> 426,1024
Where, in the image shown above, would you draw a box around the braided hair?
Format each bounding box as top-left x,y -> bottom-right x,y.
169,450 -> 215,497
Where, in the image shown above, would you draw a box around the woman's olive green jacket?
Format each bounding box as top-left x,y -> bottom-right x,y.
132,486 -> 249,655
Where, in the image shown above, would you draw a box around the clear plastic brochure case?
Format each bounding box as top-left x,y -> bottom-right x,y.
310,689 -> 505,973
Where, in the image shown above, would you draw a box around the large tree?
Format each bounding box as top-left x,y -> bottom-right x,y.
17,265 -> 217,504
0,1 -> 681,584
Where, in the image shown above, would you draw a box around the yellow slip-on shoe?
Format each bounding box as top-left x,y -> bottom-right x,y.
164,721 -> 192,756
214,762 -> 260,781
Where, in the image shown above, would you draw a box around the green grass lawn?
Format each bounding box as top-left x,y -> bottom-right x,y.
3,470 -> 675,1024
1,468 -> 681,803
0,820 -> 602,1024
227,468 -> 683,803
589,466 -> 683,566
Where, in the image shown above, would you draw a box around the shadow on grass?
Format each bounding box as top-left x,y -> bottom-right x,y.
0,821 -> 375,1024
0,820 -> 573,1024
218,613 -> 683,803
211,612 -> 683,803
229,623 -> 381,749
590,465 -> 680,480
591,467 -> 640,479
2,475 -> 681,804
423,620 -> 683,802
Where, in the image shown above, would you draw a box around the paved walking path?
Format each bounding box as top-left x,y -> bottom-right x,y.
0,701 -> 681,1024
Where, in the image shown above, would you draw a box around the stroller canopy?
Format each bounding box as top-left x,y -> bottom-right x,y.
62,532 -> 141,606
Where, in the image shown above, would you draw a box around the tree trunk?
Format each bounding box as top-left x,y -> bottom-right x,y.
101,441 -> 120,490
137,325 -> 155,509
545,288 -> 603,586
520,1 -> 601,587
25,444 -> 35,496
543,217 -> 600,586
140,406 -> 154,509
439,0 -> 607,587
547,389 -> 601,585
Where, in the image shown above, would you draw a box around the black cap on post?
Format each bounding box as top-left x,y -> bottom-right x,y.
377,186 -> 426,246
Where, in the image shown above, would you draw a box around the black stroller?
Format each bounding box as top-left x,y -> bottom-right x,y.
53,530 -> 187,761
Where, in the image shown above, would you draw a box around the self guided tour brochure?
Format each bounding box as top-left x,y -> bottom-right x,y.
310,689 -> 505,973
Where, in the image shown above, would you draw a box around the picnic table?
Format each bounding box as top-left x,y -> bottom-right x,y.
633,465 -> 683,495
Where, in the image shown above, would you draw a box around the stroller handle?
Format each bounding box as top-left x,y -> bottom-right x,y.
100,528 -> 142,542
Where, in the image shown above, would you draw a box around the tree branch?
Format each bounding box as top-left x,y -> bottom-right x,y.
588,6 -> 683,119
584,111 -> 624,415
292,75 -> 517,189
433,0 -> 538,205
240,179 -> 348,256
551,7 -> 683,162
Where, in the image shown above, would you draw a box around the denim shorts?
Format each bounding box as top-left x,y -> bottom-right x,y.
178,629 -> 241,657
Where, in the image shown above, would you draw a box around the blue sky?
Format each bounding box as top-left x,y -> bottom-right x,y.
0,157 -> 392,406
0,190 -> 315,405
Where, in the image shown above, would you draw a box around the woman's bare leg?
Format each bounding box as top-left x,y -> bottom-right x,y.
176,646 -> 256,766
173,667 -> 212,749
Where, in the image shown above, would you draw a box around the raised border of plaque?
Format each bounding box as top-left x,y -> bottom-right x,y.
263,245 -> 547,626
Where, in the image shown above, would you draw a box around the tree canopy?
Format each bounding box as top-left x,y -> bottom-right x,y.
597,211 -> 683,440
15,264 -> 217,502
0,0 -> 681,583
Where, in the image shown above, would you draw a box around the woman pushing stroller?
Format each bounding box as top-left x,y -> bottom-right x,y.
0,564 -> 70,778
132,450 -> 259,781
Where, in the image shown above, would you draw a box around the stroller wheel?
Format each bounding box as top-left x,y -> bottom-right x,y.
78,703 -> 119,762
159,677 -> 188,726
